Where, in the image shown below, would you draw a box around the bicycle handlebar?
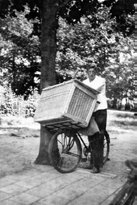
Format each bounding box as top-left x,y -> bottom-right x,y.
125,160 -> 137,181
125,160 -> 137,172
109,160 -> 137,205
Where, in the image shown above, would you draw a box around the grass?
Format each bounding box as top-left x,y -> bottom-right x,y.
108,110 -> 137,131
0,109 -> 136,137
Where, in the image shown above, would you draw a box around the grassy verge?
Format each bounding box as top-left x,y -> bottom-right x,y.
0,109 -> 136,137
108,109 -> 137,132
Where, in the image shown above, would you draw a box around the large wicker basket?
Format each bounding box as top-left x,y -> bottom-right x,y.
34,79 -> 98,131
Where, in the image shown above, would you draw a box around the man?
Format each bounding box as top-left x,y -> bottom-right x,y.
83,64 -> 110,173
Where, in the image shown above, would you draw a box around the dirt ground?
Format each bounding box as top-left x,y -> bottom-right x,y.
0,110 -> 136,182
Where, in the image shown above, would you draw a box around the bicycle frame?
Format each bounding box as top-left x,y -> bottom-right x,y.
109,160 -> 136,205
109,180 -> 135,205
48,127 -> 110,173
77,133 -> 89,150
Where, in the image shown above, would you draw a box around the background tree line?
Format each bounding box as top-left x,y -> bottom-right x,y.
0,3 -> 135,110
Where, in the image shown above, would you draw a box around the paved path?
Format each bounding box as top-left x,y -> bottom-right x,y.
0,164 -> 127,205
0,126 -> 137,205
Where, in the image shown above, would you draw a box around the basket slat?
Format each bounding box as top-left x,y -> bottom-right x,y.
67,87 -> 95,120
34,80 -> 98,130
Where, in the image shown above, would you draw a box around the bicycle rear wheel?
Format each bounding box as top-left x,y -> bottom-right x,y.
103,134 -> 110,164
48,129 -> 82,173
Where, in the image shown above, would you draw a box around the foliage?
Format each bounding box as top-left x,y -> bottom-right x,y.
0,3 -> 135,102
0,2 -> 135,106
0,1 -> 135,97
0,84 -> 39,116
0,7 -> 40,97
56,6 -> 135,101
59,0 -> 135,35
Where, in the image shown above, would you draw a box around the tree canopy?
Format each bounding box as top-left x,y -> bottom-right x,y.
0,0 -> 135,35
56,6 -> 135,101
0,3 -> 134,101
0,7 -> 40,97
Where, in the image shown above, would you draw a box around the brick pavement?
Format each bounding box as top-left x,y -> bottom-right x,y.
0,164 -> 127,205
0,126 -> 136,205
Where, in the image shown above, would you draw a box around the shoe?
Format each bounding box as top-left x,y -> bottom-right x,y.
83,164 -> 93,169
79,162 -> 93,169
91,167 -> 100,174
81,157 -> 87,162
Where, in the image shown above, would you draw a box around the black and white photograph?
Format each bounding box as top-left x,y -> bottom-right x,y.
0,0 -> 136,205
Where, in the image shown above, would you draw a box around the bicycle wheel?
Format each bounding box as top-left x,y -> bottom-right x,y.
109,180 -> 135,205
48,129 -> 82,173
103,134 -> 110,164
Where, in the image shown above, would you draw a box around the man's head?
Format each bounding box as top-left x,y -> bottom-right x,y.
86,63 -> 96,82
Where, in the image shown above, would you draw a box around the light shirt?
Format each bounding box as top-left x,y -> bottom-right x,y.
83,76 -> 107,111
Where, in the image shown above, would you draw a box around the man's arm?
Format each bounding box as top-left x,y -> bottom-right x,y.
91,77 -> 106,92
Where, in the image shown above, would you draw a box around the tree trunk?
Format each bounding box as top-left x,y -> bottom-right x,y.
35,0 -> 59,165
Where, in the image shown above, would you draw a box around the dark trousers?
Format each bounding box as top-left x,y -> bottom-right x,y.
88,109 -> 109,169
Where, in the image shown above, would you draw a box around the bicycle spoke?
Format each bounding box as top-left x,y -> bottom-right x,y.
63,151 -> 80,158
49,129 -> 82,173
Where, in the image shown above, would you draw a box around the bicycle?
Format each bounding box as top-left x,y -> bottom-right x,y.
48,127 -> 110,173
109,160 -> 137,205
34,79 -> 110,173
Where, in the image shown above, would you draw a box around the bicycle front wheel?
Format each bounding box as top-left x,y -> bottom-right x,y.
48,129 -> 82,173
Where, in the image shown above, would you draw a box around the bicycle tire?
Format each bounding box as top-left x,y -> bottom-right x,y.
109,180 -> 135,205
103,134 -> 110,164
48,129 -> 82,173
